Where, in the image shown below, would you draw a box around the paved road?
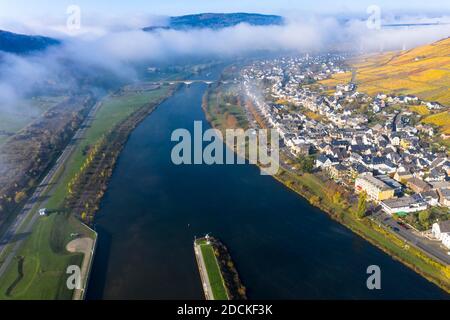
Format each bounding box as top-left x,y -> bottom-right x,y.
371,210 -> 450,265
0,101 -> 102,278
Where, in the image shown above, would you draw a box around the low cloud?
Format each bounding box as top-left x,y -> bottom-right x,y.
0,13 -> 449,117
346,16 -> 450,52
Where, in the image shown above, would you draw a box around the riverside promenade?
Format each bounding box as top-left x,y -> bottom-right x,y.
194,239 -> 214,300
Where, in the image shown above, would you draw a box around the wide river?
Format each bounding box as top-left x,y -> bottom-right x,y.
87,68 -> 449,299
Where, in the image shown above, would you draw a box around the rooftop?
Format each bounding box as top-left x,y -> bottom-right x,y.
382,195 -> 425,209
436,220 -> 450,233
357,173 -> 393,191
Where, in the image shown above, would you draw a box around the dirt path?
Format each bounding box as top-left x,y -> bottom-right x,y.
66,237 -> 94,300
194,242 -> 214,300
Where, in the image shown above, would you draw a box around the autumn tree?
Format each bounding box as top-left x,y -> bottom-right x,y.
419,210 -> 431,224
357,192 -> 367,219
298,156 -> 315,173
14,191 -> 27,204
310,195 -> 321,206
332,192 -> 342,205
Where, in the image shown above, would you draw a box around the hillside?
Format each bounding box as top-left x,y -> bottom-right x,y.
352,37 -> 450,107
0,30 -> 60,54
143,13 -> 284,31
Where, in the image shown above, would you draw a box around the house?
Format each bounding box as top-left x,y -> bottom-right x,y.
39,208 -> 47,217
442,161 -> 450,175
375,175 -> 403,196
291,143 -> 311,156
420,190 -> 439,207
355,173 -> 395,201
381,194 -> 428,215
327,163 -> 348,180
370,157 -> 396,174
427,102 -> 443,110
430,157 -> 447,169
390,133 -> 400,146
430,181 -> 450,190
394,171 -> 413,184
425,168 -> 447,182
316,155 -> 333,168
406,178 -> 431,193
432,220 -> 450,241
443,233 -> 450,249
437,188 -> 450,207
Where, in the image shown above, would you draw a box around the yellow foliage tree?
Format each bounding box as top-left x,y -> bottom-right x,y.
14,191 -> 27,204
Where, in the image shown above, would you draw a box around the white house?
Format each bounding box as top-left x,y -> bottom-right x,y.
381,196 -> 428,215
432,220 -> 450,241
316,155 -> 332,168
442,233 -> 450,249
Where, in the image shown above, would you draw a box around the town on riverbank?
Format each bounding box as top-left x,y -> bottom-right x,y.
202,43 -> 450,293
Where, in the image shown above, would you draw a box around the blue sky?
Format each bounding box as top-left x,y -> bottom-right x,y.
1,0 -> 449,19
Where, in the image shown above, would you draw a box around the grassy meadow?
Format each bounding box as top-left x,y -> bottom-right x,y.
197,239 -> 229,300
0,96 -> 68,145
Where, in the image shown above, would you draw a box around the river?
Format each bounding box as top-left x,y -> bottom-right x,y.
87,68 -> 449,300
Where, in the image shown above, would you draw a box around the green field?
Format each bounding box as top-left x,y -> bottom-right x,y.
204,85 -> 249,132
0,96 -> 67,145
48,87 -> 171,210
197,240 -> 228,300
0,86 -> 172,299
0,214 -> 92,299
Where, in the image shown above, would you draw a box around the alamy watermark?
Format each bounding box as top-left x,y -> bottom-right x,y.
366,265 -> 381,290
66,5 -> 81,32
366,5 -> 382,30
66,265 -> 82,290
171,121 -> 280,176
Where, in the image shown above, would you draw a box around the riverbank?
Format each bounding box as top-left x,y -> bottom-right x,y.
194,236 -> 246,300
194,237 -> 226,300
202,82 -> 450,294
66,228 -> 97,300
0,84 -> 177,299
66,85 -> 178,224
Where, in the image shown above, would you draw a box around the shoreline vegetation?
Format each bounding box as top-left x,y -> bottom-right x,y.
0,62 -> 219,299
0,95 -> 95,234
194,236 -> 247,300
66,85 -> 178,224
0,84 -> 177,299
202,79 -> 450,294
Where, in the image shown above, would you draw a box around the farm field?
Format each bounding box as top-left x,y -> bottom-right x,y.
351,37 -> 450,134
318,71 -> 353,88
423,111 -> 450,134
0,96 -> 68,145
352,38 -> 450,106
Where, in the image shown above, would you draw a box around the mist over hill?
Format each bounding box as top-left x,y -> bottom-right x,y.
143,13 -> 284,31
0,30 -> 59,54
0,11 -> 448,119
